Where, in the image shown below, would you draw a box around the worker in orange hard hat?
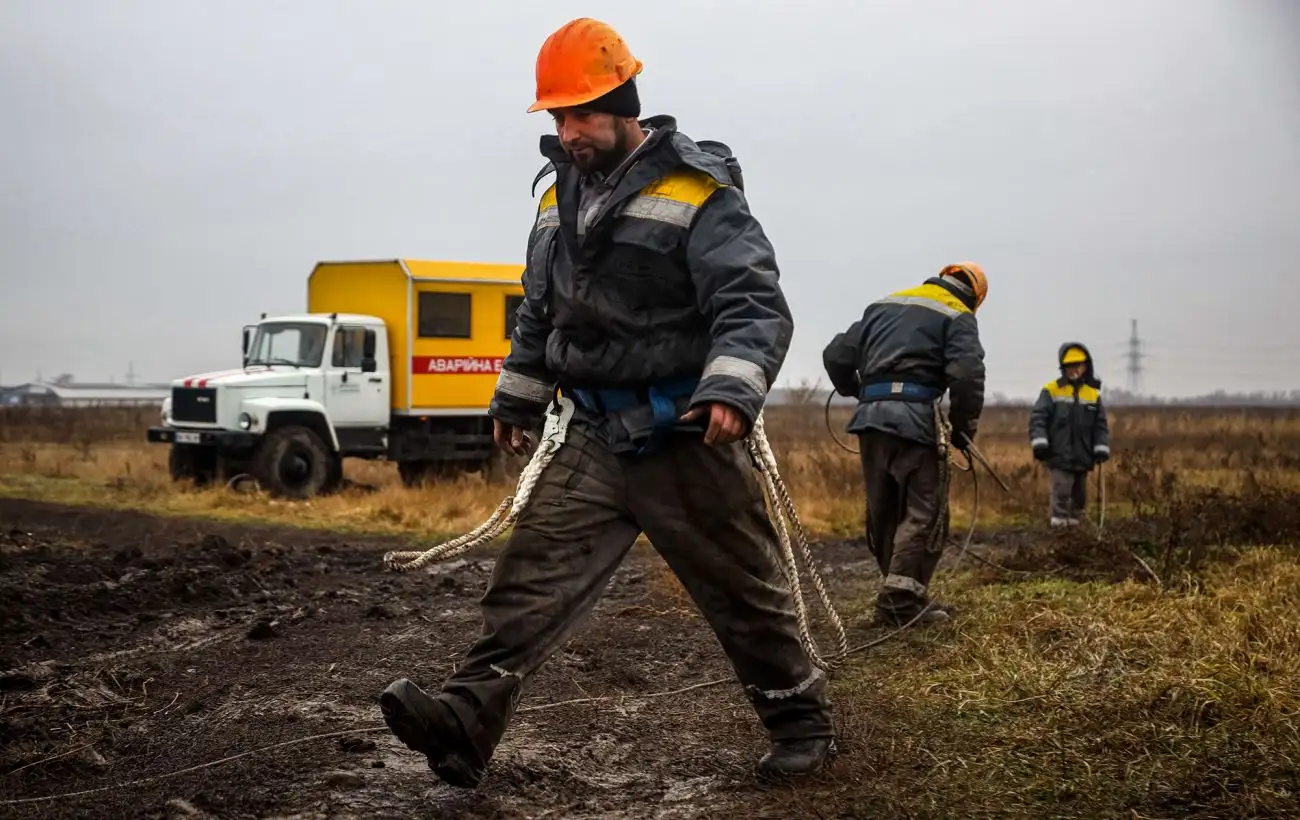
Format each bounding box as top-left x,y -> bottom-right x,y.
1029,342 -> 1111,526
380,17 -> 835,788
822,262 -> 988,628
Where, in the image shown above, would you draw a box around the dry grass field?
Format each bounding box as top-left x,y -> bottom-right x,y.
4,402 -> 1300,539
3,402 -> 1300,818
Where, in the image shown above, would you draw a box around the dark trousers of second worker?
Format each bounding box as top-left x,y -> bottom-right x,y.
858,431 -> 949,620
429,421 -> 834,770
1050,469 -> 1088,524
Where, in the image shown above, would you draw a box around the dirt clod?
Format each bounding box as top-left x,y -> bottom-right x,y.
246,619 -> 278,640
324,770 -> 363,789
338,736 -> 377,753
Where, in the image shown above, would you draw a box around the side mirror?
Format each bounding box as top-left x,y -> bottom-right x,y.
242,326 -> 252,367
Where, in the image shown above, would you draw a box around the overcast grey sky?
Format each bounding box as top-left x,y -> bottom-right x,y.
3,0 -> 1298,398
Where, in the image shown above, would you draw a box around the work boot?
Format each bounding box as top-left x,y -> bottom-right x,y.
873,600 -> 953,628
380,678 -> 485,788
757,737 -> 837,780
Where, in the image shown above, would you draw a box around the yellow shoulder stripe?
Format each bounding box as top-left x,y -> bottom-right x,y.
1045,381 -> 1102,402
538,183 -> 558,211
640,169 -> 724,207
887,283 -> 972,316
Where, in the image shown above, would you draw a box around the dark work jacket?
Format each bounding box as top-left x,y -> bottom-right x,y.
821,278 -> 986,447
1028,341 -> 1111,472
488,115 -> 794,453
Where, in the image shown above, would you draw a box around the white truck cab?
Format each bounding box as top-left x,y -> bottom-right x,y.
150,312 -> 391,498
148,257 -> 525,498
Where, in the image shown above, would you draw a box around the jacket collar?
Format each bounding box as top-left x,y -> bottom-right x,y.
926,276 -> 978,312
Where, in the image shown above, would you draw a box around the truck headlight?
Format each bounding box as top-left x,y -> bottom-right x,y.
238,412 -> 254,431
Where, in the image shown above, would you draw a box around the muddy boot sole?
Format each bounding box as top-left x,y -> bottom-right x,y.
380,678 -> 485,788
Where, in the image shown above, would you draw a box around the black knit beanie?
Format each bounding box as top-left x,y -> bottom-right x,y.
581,77 -> 641,118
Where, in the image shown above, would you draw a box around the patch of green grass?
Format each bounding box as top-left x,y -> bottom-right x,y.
771,551 -> 1300,818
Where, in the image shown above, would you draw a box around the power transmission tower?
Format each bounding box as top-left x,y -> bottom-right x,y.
1126,319 -> 1145,394
126,361 -> 137,386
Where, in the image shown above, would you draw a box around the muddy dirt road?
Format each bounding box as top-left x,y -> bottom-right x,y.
2,498 -> 923,819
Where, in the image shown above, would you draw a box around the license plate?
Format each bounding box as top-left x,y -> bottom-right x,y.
176,432 -> 202,444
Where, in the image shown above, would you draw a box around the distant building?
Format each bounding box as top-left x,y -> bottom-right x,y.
0,381 -> 169,408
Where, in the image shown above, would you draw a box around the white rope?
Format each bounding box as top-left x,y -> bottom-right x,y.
745,414 -> 849,670
381,397 -> 575,572
380,395 -> 848,672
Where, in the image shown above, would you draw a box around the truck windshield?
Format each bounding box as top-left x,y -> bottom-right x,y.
246,323 -> 328,368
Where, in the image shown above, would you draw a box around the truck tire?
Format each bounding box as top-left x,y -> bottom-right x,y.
253,426 -> 337,499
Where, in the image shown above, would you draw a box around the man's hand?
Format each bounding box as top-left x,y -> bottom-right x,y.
493,418 -> 535,457
680,402 -> 748,446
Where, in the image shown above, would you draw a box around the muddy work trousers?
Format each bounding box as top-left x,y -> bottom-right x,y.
431,421 -> 834,770
1050,469 -> 1088,524
858,431 -> 949,619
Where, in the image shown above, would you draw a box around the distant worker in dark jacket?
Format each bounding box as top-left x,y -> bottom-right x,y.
821,264 -> 988,627
378,17 -> 835,787
1028,342 -> 1110,526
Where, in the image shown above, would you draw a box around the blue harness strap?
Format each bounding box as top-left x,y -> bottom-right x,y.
859,381 -> 943,402
569,377 -> 700,455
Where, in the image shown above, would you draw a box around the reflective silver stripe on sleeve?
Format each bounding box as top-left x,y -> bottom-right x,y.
702,355 -> 767,396
1094,444 -> 1110,454
876,294 -> 961,318
620,195 -> 698,228
883,574 -> 926,596
1030,437 -> 1048,448
495,369 -> 553,403
536,206 -> 559,230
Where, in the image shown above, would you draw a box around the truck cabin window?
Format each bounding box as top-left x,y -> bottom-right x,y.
418,292 -> 472,338
247,323 -> 327,368
331,327 -> 367,368
505,295 -> 525,339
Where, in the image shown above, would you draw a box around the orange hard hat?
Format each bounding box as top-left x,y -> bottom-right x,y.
528,18 -> 644,113
939,261 -> 988,310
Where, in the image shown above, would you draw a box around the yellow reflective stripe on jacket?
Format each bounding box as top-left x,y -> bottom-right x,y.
876,283 -> 972,318
621,169 -> 724,228
536,184 -> 559,229
1045,381 -> 1101,403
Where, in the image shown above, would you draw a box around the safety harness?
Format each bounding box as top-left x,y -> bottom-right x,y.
566,377 -> 701,455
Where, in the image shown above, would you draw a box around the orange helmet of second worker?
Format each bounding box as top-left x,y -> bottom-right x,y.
939,261 -> 989,310
528,18 -> 644,113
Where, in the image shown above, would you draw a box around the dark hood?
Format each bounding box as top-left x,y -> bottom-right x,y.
1057,341 -> 1100,387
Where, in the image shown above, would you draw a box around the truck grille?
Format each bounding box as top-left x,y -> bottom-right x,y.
172,387 -> 217,423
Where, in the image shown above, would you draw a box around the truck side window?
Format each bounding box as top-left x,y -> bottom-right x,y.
418,292 -> 472,339
331,327 -> 366,368
504,295 -> 525,339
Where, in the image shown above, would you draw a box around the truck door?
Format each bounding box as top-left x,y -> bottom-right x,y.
326,325 -> 387,427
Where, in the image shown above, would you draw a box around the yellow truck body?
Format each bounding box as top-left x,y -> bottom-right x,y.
307,259 -> 524,415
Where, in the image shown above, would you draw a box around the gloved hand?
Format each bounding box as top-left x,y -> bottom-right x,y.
1094,449 -> 1110,464
1032,444 -> 1049,461
951,424 -> 975,448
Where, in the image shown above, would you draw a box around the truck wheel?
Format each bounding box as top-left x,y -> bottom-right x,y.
323,456 -> 344,494
253,426 -> 335,499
